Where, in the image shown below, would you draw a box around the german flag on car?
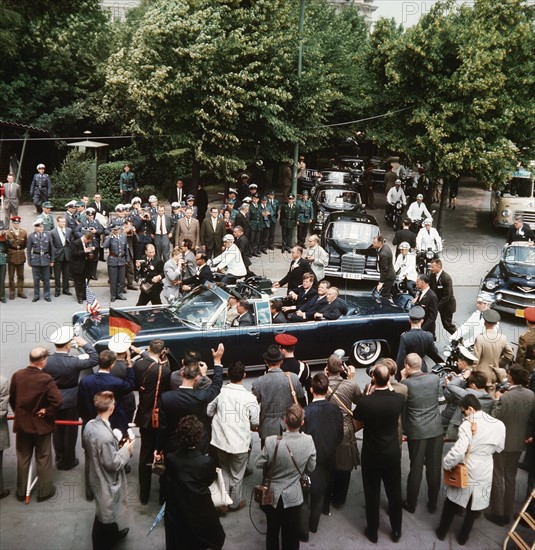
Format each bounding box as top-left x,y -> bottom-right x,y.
109,308 -> 141,340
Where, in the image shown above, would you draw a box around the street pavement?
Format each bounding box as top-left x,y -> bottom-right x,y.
0,182 -> 532,549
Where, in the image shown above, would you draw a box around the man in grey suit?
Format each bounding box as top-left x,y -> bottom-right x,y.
50,215 -> 72,297
401,352 -> 444,514
3,173 -> 20,228
252,345 -> 305,445
486,365 -> 535,526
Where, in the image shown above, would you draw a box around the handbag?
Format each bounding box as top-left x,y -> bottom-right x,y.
140,281 -> 153,294
210,467 -> 233,508
443,421 -> 476,489
254,436 -> 282,506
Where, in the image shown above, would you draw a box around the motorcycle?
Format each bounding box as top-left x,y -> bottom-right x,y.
409,209 -> 436,234
385,200 -> 404,230
417,247 -> 440,276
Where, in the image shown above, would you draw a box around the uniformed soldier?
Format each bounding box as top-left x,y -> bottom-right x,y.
296,189 -> 314,247
40,201 -> 55,232
75,208 -> 104,280
43,326 -> 98,471
109,204 -> 127,228
259,195 -> 272,254
0,221 -> 7,303
5,216 -> 27,299
65,201 -> 78,231
133,205 -> 154,259
75,200 -> 87,223
29,163 -> 52,214
119,163 -> 137,204
248,193 -> 262,256
26,218 -> 54,302
103,224 -> 129,302
279,193 -> 298,253
266,190 -> 279,250
517,307 -> 535,373
122,219 -> 138,289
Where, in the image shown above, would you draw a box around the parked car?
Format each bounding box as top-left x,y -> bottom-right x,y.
322,210 -> 381,282
72,280 -> 408,369
490,167 -> 535,228
311,182 -> 363,234
297,168 -> 323,193
479,241 -> 535,315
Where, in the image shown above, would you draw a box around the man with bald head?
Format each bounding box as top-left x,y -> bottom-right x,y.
9,347 -> 63,502
354,363 -> 406,544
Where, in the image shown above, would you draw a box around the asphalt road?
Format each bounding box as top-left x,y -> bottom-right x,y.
0,183 -> 532,550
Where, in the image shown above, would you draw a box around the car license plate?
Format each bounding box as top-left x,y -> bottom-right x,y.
343,273 -> 362,280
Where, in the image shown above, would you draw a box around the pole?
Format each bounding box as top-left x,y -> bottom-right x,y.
16,129 -> 30,185
291,0 -> 306,196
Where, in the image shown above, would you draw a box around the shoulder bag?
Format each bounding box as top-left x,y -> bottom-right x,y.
443,421 -> 476,489
327,381 -> 359,431
254,436 -> 282,506
285,442 -> 311,499
285,372 -> 299,405
138,361 -> 162,429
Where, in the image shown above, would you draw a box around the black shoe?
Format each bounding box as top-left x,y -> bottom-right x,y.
32,297 -> 39,303
364,528 -> 378,544
427,502 -> 437,513
456,533 -> 468,546
402,501 -> 415,514
390,531 -> 401,543
18,293 -> 27,299
116,295 -> 127,300
16,493 -> 25,502
299,534 -> 309,542
90,276 -> 98,281
262,249 -> 268,254
0,490 -> 10,499
244,466 -> 253,477
78,300 -> 83,304
0,298 -> 6,303
111,298 -> 116,302
269,246 -> 274,250
54,291 -> 61,297
127,285 -> 138,290
435,528 -> 447,541
117,528 -> 129,542
37,486 -> 56,502
61,459 -> 80,471
63,291 -> 72,296
45,297 -> 51,302
484,512 -> 505,526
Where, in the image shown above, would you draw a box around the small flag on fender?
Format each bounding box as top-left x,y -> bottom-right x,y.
109,308 -> 141,339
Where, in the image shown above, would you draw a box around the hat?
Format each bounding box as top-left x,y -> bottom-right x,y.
37,163 -> 45,169
287,193 -> 295,199
227,198 -> 236,204
42,201 -> 53,209
261,195 -> 268,201
131,197 -> 142,204
108,333 -> 132,354
11,216 -> 21,222
482,309 -> 501,324
65,200 -> 76,208
115,204 -> 125,212
242,196 -> 252,203
33,218 -> 44,226
228,188 -> 238,194
252,193 -> 260,199
123,204 -> 132,210
399,241 -> 411,250
267,190 -> 275,195
523,306 -> 535,323
109,223 -> 123,230
424,218 -> 433,225
416,194 -> 424,200
142,203 -> 150,210
248,183 -> 258,189
148,195 -> 158,202
302,190 -> 309,196
263,344 -> 284,363
458,345 -> 478,363
408,305 -> 426,320
222,234 -> 235,242
75,201 -> 85,207
48,326 -> 74,345
186,195 -> 195,201
395,179 -> 402,185
240,173 -> 249,179
274,334 -> 298,347
85,207 -> 96,215
171,202 -> 180,208
229,289 -> 242,300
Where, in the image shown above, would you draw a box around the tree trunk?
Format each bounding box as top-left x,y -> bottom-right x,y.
436,176 -> 451,235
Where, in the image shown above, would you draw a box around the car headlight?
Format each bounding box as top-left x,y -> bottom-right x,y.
495,292 -> 503,302
443,348 -> 451,358
484,280 -> 498,290
426,250 -> 434,259
317,212 -> 325,222
501,209 -> 511,217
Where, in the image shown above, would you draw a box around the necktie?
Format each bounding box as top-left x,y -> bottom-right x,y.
187,219 -> 190,228
60,230 -> 65,246
159,216 -> 163,234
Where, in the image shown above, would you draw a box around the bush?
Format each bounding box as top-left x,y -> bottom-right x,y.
51,150 -> 93,201
97,161 -> 124,205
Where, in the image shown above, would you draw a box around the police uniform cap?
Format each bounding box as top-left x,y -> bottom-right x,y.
33,218 -> 44,226
49,326 -> 74,345
228,188 -> 238,194
11,216 -> 22,222
108,333 -> 132,353
408,305 -> 426,320
274,333 -> 298,347
171,202 -> 180,208
148,195 -> 158,202
42,201 -> 53,209
75,201 -> 85,207
85,207 -> 96,215
186,195 -> 195,201
399,241 -> 411,250
424,218 -> 433,225
227,198 -> 236,204
523,307 -> 535,323
302,190 -> 309,196
482,309 -> 500,324
267,190 -> 275,195
240,173 -> 249,180
458,345 -> 478,363
242,196 -> 252,203
109,223 -> 123,230
287,193 -> 295,199
416,194 -> 424,199
252,193 -> 260,199
115,204 -> 125,212
142,203 -> 150,210
65,201 -> 76,208
248,183 -> 258,189
124,204 -> 132,210
261,195 -> 268,201
37,163 -> 45,169
229,289 -> 242,300
131,197 -> 142,204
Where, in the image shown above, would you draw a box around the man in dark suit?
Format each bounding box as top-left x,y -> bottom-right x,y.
396,306 -> 443,373
304,373 -> 343,535
270,300 -> 287,324
413,274 -> 439,337
233,225 -> 253,275
50,215 -> 72,297
232,299 -> 255,327
282,272 -> 317,314
506,214 -> 535,244
234,204 -> 251,240
9,347 -> 63,502
155,344 -> 224,454
273,246 -> 311,294
291,279 -> 330,322
393,218 -> 417,256
136,244 -> 164,306
87,193 -> 111,218
401,353 -> 444,514
151,205 -> 172,262
71,233 -> 95,304
354,364 -> 406,544
312,286 -> 346,320
372,235 -> 396,299
168,179 -> 187,206
200,207 -> 225,259
429,259 -> 456,334
181,252 -> 213,291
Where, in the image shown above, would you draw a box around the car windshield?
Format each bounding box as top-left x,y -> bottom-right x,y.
168,286 -> 225,326
321,171 -> 352,185
318,189 -> 360,207
326,221 -> 379,247
504,245 -> 535,265
503,177 -> 534,198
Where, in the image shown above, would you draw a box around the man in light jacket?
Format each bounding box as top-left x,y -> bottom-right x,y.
209,234 -> 247,284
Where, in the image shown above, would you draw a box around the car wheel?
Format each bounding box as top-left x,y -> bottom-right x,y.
351,340 -> 382,367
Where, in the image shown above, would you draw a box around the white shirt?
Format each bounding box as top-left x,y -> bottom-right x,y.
207,383 -> 260,453
394,252 -> 417,281
416,226 -> 442,251
387,186 -> 407,205
406,200 -> 432,221
211,243 -> 247,276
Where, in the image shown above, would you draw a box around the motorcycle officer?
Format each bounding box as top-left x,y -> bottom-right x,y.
406,193 -> 432,226
394,242 -> 417,296
386,179 -> 407,223
450,294 -> 495,348
416,218 -> 442,254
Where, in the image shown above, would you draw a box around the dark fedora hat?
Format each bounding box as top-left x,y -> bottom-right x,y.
263,344 -> 284,363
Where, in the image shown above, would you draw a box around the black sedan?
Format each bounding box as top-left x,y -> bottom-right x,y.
311,182 -> 363,233
479,241 -> 535,315
73,281 -> 408,371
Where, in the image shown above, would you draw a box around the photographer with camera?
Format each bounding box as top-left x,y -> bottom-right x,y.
71,231 -> 95,304
136,244 -> 164,306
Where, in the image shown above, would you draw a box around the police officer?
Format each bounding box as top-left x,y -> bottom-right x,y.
75,207 -> 104,280
517,307 -> 535,373
26,218 -> 54,302
280,193 -> 298,253
40,201 -> 55,232
29,163 -> 52,214
5,216 -> 27,299
119,163 -> 137,204
133,205 -> 154,259
74,200 -> 86,223
259,195 -> 272,254
65,201 -> 78,231
248,193 -> 262,256
103,224 -> 129,302
43,326 -> 98,471
296,189 -> 314,247
266,190 -> 279,250
0,221 -> 6,303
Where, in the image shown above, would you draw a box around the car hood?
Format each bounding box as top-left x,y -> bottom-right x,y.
501,262 -> 535,280
75,306 -> 184,342
326,236 -> 376,256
